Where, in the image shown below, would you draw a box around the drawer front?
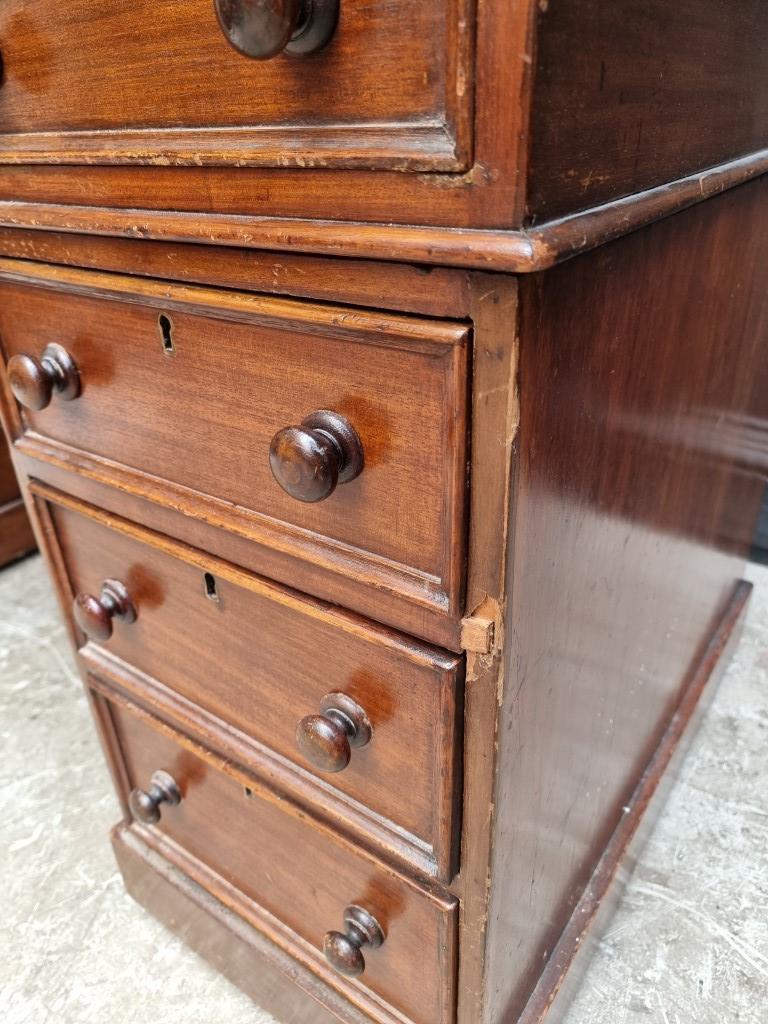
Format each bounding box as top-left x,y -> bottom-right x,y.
1,263 -> 469,647
105,694 -> 458,1024
0,0 -> 471,171
41,488 -> 462,878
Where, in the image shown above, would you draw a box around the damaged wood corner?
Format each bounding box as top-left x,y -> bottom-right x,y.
461,596 -> 502,654
461,613 -> 495,654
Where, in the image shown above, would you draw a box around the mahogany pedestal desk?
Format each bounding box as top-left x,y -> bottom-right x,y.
1,3 -> 766,1022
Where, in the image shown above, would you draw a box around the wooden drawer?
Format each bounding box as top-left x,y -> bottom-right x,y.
1,261 -> 469,648
100,690 -> 458,1024
37,486 -> 462,880
0,0 -> 471,172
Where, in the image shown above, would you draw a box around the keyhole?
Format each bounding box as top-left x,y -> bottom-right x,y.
158,314 -> 175,355
203,572 -> 219,603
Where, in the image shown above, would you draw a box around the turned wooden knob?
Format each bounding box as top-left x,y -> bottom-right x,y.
270,410 -> 364,503
296,692 -> 372,773
128,770 -> 181,825
8,343 -> 80,411
324,905 -> 384,977
214,0 -> 339,60
72,579 -> 137,641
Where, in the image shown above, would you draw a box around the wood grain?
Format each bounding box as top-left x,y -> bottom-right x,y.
454,274 -> 520,1024
107,693 -> 459,1024
13,446 -> 463,649
483,175 -> 768,1023
527,0 -> 768,222
0,229 -> 473,318
516,580 -> 752,1024
0,0 -> 472,171
0,0 -> 533,231
0,8 -> 765,1014
0,261 -> 469,646
0,147 -> 765,272
113,824 -> 366,1024
40,486 -> 463,879
0,0 -> 763,234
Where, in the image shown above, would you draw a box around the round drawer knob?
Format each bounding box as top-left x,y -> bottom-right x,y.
72,579 -> 137,642
8,343 -> 80,411
296,692 -> 372,773
323,905 -> 385,977
269,410 -> 364,504
214,0 -> 339,60
128,770 -> 182,825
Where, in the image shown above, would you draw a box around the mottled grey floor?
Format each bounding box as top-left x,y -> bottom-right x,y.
2,555 -> 766,1024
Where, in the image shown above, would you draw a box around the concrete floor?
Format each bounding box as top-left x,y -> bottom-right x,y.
2,554 -> 766,1024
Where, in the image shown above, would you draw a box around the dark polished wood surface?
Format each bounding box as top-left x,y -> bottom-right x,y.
113,824 -> 356,1024
8,341 -> 80,411
43,490 -> 462,879
0,262 -> 469,648
0,147 -> 765,275
296,692 -> 374,775
213,0 -> 340,60
72,577 -> 136,642
1,202 -> 763,1022
0,0 -> 471,171
528,0 -> 768,222
269,409 -> 365,505
0,4 -> 765,1021
0,228 -> 474,319
108,694 -> 459,1024
0,0 -> 762,235
483,176 -> 768,1023
0,0 -> 525,229
517,580 -> 752,1024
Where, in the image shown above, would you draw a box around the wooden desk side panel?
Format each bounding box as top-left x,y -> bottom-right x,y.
483,178 -> 768,1022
